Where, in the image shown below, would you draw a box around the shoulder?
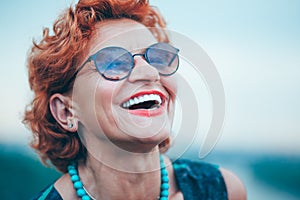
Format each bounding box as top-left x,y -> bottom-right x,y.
220,168 -> 247,200
172,159 -> 246,200
172,159 -> 227,199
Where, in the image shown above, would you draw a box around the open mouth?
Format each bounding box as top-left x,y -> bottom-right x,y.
121,93 -> 164,110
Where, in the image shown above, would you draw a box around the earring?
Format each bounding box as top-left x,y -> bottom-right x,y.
68,121 -> 73,128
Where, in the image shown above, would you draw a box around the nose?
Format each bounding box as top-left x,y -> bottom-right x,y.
127,55 -> 160,83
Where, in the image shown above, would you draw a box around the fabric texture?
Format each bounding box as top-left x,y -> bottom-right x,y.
31,159 -> 228,200
173,159 -> 228,199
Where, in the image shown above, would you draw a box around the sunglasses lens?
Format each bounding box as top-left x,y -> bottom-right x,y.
92,43 -> 179,81
146,43 -> 179,75
95,47 -> 133,80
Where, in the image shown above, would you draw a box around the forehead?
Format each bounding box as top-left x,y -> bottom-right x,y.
88,19 -> 158,54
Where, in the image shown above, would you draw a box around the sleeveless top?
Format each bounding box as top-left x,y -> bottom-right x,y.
32,159 -> 228,200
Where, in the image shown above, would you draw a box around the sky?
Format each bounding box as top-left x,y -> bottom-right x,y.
0,0 -> 299,155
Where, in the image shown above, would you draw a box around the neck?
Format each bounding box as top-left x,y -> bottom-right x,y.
78,151 -> 162,200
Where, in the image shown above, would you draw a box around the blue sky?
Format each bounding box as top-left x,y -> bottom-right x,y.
0,0 -> 299,154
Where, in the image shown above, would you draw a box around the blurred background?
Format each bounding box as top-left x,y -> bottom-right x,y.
0,0 -> 299,199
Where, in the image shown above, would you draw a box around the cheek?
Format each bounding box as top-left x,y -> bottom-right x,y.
94,81 -> 121,128
72,75 -> 101,135
73,75 -> 119,132
161,75 -> 178,102
73,76 -> 98,116
95,83 -> 114,113
160,76 -> 178,125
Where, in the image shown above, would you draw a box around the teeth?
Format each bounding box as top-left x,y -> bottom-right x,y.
122,94 -> 163,108
133,97 -> 139,104
129,99 -> 134,106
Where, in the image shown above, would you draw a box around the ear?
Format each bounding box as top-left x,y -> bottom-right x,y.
49,93 -> 78,132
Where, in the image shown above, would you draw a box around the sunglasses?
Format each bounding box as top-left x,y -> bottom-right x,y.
78,42 -> 180,81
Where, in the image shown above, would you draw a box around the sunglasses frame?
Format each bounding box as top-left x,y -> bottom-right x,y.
77,42 -> 180,81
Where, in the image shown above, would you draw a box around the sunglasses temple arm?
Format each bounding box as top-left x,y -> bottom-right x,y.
76,59 -> 91,74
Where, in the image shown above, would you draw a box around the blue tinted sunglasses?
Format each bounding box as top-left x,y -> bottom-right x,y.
77,42 -> 179,81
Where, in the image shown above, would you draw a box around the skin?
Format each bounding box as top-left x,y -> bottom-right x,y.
50,19 -> 246,199
221,168 -> 247,200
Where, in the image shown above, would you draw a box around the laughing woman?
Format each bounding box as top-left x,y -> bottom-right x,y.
24,0 -> 246,199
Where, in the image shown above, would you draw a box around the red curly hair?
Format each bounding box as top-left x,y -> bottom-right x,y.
23,0 -> 170,173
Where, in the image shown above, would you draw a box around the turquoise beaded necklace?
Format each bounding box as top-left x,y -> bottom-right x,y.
68,155 -> 169,200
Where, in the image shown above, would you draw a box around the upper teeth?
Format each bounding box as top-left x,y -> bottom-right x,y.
122,94 -> 162,108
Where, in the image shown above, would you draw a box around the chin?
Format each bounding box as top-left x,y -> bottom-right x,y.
110,128 -> 171,153
137,129 -> 169,144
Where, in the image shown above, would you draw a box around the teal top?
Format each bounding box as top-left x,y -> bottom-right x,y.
32,159 -> 228,200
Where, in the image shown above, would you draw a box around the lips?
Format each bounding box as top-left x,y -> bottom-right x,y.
120,90 -> 166,117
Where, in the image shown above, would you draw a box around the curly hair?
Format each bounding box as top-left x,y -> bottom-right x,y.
23,0 -> 170,173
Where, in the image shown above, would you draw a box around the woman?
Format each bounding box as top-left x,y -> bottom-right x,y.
24,0 -> 246,199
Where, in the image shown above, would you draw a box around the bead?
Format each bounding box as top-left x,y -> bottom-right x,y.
161,168 -> 168,174
160,190 -> 169,197
68,165 -> 76,171
161,169 -> 168,176
74,181 -> 83,189
161,183 -> 169,190
82,195 -> 91,200
161,175 -> 169,183
160,197 -> 168,200
71,175 -> 79,182
161,167 -> 167,172
159,154 -> 169,199
160,155 -> 164,161
77,188 -> 86,197
68,169 -> 77,176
